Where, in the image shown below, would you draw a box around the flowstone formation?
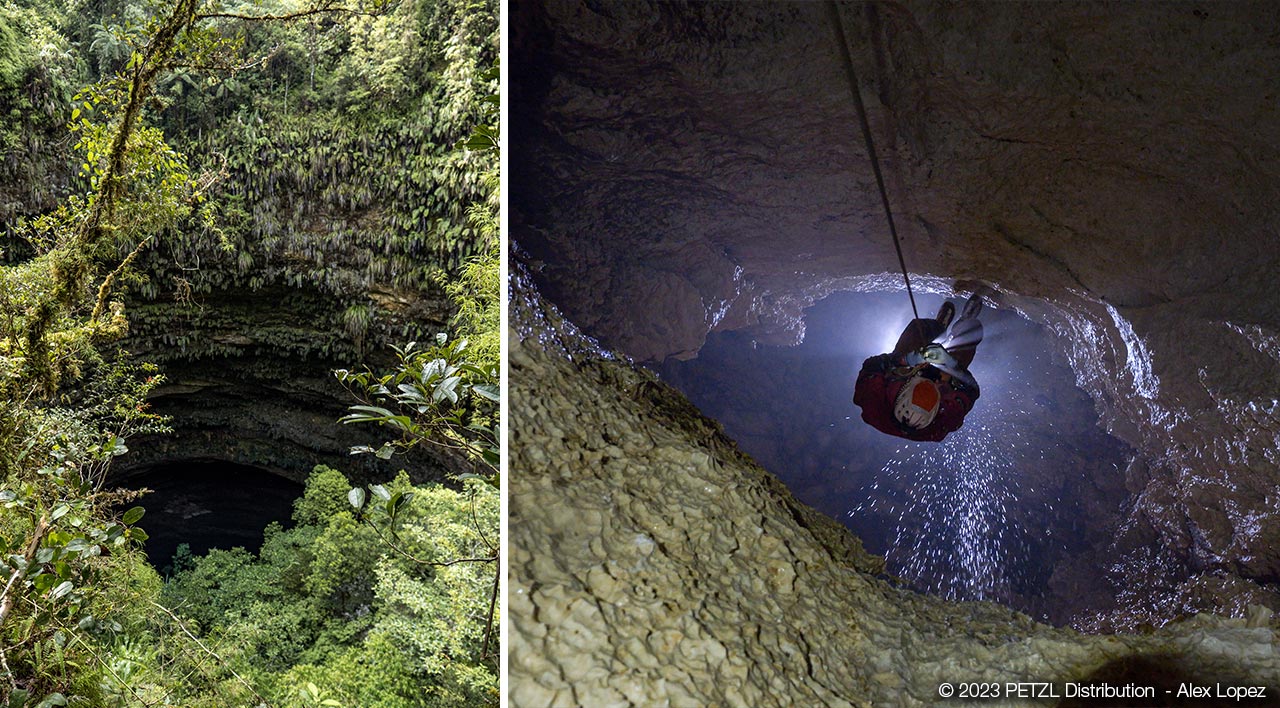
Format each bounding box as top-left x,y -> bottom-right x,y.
512,0 -> 1280,626
509,313 -> 1280,705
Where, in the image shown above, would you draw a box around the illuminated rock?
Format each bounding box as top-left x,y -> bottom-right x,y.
512,0 -> 1280,633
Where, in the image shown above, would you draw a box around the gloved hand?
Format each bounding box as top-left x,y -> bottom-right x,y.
918,343 -> 958,369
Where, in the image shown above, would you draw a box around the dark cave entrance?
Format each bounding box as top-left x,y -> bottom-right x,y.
116,460 -> 303,571
657,290 -> 1135,624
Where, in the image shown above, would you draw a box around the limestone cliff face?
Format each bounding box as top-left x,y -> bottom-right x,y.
113,284 -> 460,486
512,0 -> 1280,622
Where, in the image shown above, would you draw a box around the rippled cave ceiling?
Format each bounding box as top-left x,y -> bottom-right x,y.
110,284 -> 460,563
512,0 -> 1280,638
114,284 -> 454,486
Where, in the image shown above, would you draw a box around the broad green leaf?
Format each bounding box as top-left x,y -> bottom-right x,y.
433,376 -> 461,404
348,487 -> 366,510
422,358 -> 448,380
122,506 -> 145,525
457,363 -> 493,378
375,444 -> 395,460
50,504 -> 69,521
34,693 -> 66,708
371,485 -> 391,502
351,404 -> 396,416
33,574 -> 54,593
49,581 -> 73,600
462,133 -> 497,150
472,383 -> 500,401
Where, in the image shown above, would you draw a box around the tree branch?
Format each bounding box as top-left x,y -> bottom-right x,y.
90,234 -> 154,325
365,521 -> 494,567
0,516 -> 50,631
481,561 -> 499,664
0,642 -> 15,693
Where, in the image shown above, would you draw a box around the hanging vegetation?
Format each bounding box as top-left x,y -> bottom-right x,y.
0,0 -> 499,704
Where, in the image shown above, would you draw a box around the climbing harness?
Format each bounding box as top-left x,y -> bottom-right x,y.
826,1 -> 920,324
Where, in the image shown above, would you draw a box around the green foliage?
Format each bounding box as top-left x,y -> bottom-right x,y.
0,0 -> 500,705
443,241 -> 499,372
0,2 -> 85,228
337,335 -> 499,479
158,465 -> 499,707
0,350 -> 167,706
294,465 -> 354,526
0,13 -> 30,89
124,0 -> 500,363
445,58 -> 499,371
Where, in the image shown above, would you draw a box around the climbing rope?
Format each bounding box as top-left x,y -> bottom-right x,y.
827,1 -> 921,323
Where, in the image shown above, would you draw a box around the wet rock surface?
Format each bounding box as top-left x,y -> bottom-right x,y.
513,0 -> 1280,624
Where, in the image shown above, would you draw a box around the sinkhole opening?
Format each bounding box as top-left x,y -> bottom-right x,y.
115,460 -> 303,571
657,290 -> 1135,625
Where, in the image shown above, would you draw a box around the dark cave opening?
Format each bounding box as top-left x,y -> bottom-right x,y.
115,460 -> 303,571
657,290 -> 1136,624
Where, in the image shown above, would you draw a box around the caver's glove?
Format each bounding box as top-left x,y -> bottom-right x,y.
905,343 -> 957,369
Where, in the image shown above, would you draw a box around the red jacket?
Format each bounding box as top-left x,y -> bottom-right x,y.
853,353 -> 980,442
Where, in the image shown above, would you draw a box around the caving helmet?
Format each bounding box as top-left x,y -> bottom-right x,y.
893,375 -> 940,429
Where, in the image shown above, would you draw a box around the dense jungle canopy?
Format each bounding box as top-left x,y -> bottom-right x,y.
0,0 -> 499,706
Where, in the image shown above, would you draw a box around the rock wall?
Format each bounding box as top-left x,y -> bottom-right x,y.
509,318 -> 1280,705
113,284 -> 461,486
512,0 -> 1280,621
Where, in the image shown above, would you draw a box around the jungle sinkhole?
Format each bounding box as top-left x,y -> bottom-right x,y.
114,460 -> 302,572
657,290 -> 1135,625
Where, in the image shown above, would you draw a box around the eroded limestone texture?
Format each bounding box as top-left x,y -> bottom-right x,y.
509,321 -> 1280,706
513,0 -> 1280,626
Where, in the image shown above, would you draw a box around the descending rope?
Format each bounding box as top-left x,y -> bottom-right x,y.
827,0 -> 921,323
